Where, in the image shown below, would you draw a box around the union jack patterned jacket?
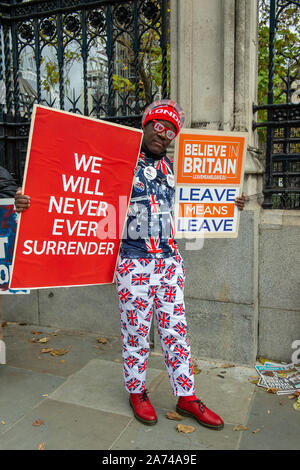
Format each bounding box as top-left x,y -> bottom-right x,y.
120,147 -> 178,259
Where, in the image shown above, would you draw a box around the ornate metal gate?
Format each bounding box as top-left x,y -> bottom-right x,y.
253,0 -> 300,209
0,0 -> 169,185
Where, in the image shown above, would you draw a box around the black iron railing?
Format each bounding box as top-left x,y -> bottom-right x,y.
253,0 -> 300,209
0,0 -> 170,185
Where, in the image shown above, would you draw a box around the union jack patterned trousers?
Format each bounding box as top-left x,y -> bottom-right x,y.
116,254 -> 195,396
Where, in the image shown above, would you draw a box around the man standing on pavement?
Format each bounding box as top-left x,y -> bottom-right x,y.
15,99 -> 246,430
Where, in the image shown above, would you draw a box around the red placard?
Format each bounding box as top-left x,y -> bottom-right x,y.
9,105 -> 143,289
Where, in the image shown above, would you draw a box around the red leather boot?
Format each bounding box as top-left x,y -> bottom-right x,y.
177,395 -> 224,430
130,390 -> 157,425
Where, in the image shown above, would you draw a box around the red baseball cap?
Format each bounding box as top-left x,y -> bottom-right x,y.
142,99 -> 185,135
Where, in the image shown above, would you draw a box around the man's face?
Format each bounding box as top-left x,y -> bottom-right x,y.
142,119 -> 177,155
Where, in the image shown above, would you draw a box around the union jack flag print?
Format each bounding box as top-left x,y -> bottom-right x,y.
154,157 -> 172,175
128,334 -> 139,348
177,276 -> 184,290
145,236 -> 162,254
138,258 -> 151,267
165,263 -> 176,280
173,303 -> 185,316
157,311 -> 170,329
176,373 -> 194,392
169,357 -> 182,371
173,321 -> 187,337
137,324 -> 149,337
174,344 -> 189,360
126,355 -> 139,369
131,273 -> 150,286
154,258 -> 165,274
138,362 -> 147,374
163,334 -> 177,347
148,285 -> 158,297
149,194 -> 160,213
126,310 -> 138,326
163,286 -> 177,303
133,296 -> 149,312
126,378 -> 142,392
118,260 -> 136,278
119,288 -> 133,304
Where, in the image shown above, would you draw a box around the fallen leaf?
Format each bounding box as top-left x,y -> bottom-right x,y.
41,348 -> 53,354
221,363 -> 235,368
176,423 -> 195,434
97,337 -> 108,344
50,349 -> 68,356
1,420 -> 5,425
42,394 -> 48,397
293,395 -> 300,411
31,330 -> 43,335
33,419 -> 44,427
233,424 -> 249,431
251,379 -> 259,385
252,428 -> 260,434
267,387 -> 278,394
193,363 -> 201,375
37,337 -> 49,344
165,411 -> 182,421
38,442 -> 45,451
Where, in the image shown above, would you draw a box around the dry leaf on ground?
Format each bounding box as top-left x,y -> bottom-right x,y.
221,363 -> 235,368
33,419 -> 44,427
41,348 -> 53,354
233,424 -> 249,431
176,424 -> 195,434
38,442 -> 45,450
267,387 -> 278,394
50,349 -> 68,356
165,411 -> 182,421
293,395 -> 300,411
193,363 -> 201,375
31,330 -> 43,335
97,337 -> 108,344
37,337 -> 50,344
252,428 -> 260,434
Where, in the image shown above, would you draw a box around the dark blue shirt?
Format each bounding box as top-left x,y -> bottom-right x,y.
120,150 -> 178,259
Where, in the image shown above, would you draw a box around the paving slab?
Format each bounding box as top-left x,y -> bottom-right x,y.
2,322 -> 122,377
0,398 -> 131,450
239,387 -> 300,450
0,365 -> 65,431
49,358 -> 165,417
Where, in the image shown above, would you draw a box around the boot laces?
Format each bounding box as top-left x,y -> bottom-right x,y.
139,389 -> 150,402
190,399 -> 206,413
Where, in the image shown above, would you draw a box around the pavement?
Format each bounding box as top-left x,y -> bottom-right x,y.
0,322 -> 299,453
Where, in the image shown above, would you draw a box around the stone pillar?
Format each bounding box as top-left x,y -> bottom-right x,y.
169,0 -> 262,365
170,0 -> 263,206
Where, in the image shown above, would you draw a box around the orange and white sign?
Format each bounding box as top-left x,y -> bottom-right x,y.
174,129 -> 247,238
